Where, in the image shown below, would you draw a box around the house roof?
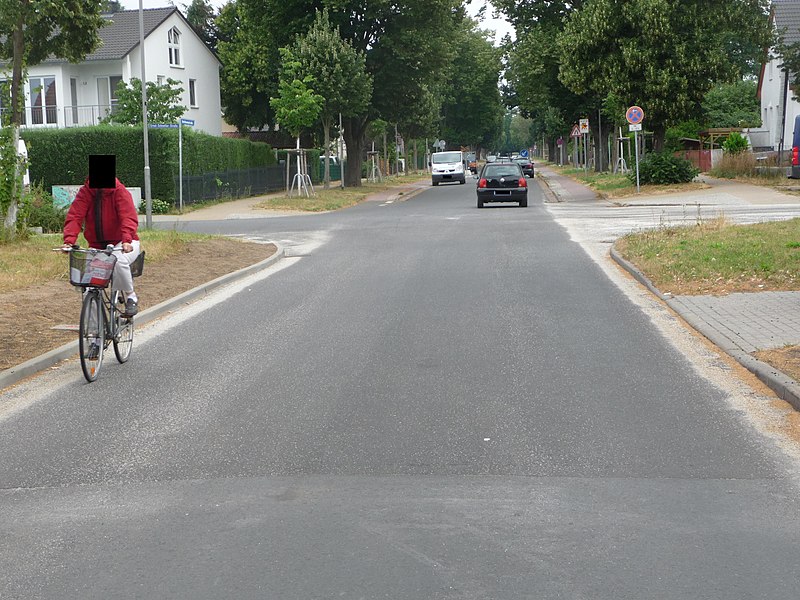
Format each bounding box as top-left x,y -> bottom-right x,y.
52,7 -> 177,63
774,0 -> 800,45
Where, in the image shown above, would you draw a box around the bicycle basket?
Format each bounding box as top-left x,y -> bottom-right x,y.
69,250 -> 117,288
130,250 -> 145,278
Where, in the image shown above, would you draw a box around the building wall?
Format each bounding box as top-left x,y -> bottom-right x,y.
760,56 -> 800,151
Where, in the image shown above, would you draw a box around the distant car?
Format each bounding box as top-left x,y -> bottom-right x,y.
513,156 -> 535,177
476,161 -> 528,208
466,152 -> 478,174
486,154 -> 497,163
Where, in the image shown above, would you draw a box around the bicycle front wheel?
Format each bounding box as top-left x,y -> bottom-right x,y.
79,291 -> 105,382
113,311 -> 134,363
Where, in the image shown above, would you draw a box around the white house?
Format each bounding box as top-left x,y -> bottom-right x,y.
0,7 -> 222,136
754,0 -> 800,151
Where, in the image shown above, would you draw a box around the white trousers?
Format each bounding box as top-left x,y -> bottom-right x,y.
112,240 -> 141,295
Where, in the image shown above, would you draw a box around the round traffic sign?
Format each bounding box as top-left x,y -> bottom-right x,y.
626,106 -> 644,125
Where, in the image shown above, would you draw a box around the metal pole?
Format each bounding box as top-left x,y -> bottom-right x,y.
395,123 -> 400,176
597,108 -> 602,172
634,130 -> 641,193
339,113 -> 345,189
178,119 -> 183,212
138,0 -> 152,228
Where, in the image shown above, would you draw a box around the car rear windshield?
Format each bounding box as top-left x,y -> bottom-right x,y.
483,165 -> 521,178
432,152 -> 462,164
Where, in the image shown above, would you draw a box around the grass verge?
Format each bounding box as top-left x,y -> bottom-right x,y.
615,217 -> 800,295
0,229 -> 213,295
549,164 -> 708,198
254,175 -> 427,212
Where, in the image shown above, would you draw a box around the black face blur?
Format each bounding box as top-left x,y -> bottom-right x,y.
88,155 -> 116,188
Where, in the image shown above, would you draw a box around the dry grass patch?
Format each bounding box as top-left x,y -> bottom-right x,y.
755,346 -> 800,384
615,217 -> 800,295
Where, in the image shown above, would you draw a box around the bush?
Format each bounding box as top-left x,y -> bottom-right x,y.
21,126 -> 276,204
145,198 -> 172,214
710,152 -> 757,178
629,152 -> 699,185
20,182 -> 66,233
722,132 -> 749,154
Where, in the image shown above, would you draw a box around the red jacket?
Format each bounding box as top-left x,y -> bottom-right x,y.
63,178 -> 140,248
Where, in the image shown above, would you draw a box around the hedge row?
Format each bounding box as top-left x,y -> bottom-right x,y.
21,126 -> 276,203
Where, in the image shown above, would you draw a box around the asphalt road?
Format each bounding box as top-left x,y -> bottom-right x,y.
2,179 -> 800,599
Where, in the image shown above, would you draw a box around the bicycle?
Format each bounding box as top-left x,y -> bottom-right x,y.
61,245 -> 144,382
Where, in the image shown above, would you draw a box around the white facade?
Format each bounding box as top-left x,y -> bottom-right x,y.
756,56 -> 799,151
3,11 -> 221,136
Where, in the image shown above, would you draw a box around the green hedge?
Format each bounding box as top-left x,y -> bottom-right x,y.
21,126 -> 275,203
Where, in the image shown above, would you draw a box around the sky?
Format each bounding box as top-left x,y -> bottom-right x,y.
118,0 -> 515,45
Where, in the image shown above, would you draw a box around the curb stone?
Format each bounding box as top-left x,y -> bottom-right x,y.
610,246 -> 800,412
0,245 -> 286,392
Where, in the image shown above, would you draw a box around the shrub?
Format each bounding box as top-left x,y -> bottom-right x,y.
20,182 -> 66,233
722,132 -> 749,154
628,152 -> 699,185
710,152 -> 757,178
145,198 -> 172,214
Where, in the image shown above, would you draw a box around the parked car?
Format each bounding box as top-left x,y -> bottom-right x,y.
513,156 -> 535,177
476,161 -> 528,208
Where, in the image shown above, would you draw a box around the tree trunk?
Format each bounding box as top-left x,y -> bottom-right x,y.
322,116 -> 331,190
4,8 -> 27,232
342,115 -> 367,187
652,124 -> 666,153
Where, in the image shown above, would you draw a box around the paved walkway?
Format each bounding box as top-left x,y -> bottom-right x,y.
537,165 -> 800,407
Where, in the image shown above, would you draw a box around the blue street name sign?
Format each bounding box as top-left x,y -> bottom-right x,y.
149,123 -> 179,129
180,118 -> 195,126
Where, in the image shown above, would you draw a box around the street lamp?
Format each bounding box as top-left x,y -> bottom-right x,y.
138,0 -> 152,227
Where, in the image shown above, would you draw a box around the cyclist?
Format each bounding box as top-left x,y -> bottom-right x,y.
62,156 -> 141,317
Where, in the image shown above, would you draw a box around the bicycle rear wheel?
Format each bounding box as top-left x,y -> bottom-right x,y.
113,310 -> 134,363
79,291 -> 105,382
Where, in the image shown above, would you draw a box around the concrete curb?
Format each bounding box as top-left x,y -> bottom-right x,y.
0,246 -> 286,391
536,174 -> 561,204
610,246 -> 800,411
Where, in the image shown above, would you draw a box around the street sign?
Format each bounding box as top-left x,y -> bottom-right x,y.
570,124 -> 581,138
628,123 -> 642,132
557,137 -> 564,146
626,106 -> 644,125
180,118 -> 195,126
579,118 -> 589,134
519,149 -> 529,158
149,123 -> 178,128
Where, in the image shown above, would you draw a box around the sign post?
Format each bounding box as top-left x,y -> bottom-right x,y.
579,118 -> 590,173
625,106 -> 644,193
570,124 -> 581,168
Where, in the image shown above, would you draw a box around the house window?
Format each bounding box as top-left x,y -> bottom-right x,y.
168,27 -> 182,67
157,75 -> 165,86
97,75 -> 123,118
30,76 -> 57,125
189,79 -> 197,107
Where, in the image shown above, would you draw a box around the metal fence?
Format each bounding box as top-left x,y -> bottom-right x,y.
176,165 -> 289,205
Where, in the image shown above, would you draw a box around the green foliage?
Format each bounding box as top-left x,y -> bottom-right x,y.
270,48 -> 323,138
147,198 -> 172,215
184,0 -> 218,52
104,78 -> 186,126
18,182 -> 65,233
20,126 -> 275,203
0,127 -> 19,226
722,132 -> 749,154
628,152 -> 699,185
664,120 -> 705,153
558,0 -> 772,147
703,80 -> 760,127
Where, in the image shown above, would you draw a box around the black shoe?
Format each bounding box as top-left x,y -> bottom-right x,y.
124,298 -> 138,317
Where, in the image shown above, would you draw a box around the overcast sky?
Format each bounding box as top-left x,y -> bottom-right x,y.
118,0 -> 514,45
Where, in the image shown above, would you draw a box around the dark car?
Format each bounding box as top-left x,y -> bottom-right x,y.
513,156 -> 535,177
792,115 -> 800,179
477,162 -> 528,208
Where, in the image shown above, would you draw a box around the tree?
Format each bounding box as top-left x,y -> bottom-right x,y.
292,10 -> 372,188
223,0 -> 463,186
439,20 -> 504,152
557,0 -> 771,150
270,48 -> 323,139
0,0 -> 104,231
703,81 -> 761,128
101,1 -> 123,11
184,0 -> 218,52
103,78 -> 186,125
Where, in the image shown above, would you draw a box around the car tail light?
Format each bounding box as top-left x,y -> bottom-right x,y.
478,178 -> 487,188
519,178 -> 527,188
794,146 -> 799,166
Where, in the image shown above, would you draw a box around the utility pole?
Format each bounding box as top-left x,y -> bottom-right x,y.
138,0 -> 152,228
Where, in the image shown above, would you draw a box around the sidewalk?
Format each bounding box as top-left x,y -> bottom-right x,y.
537,165 -> 800,409
139,178 -> 430,224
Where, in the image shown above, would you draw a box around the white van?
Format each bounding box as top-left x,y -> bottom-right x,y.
430,151 -> 466,186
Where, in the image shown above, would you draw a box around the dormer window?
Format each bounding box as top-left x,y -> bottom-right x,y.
168,27 -> 182,67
